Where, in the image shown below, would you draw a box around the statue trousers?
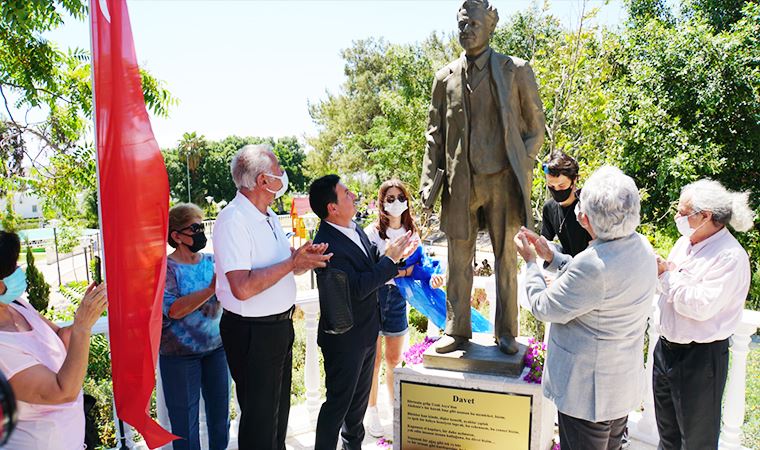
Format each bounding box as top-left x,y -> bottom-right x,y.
445,168 -> 522,339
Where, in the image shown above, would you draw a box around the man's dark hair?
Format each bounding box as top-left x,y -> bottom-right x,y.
544,151 -> 580,180
309,175 -> 340,220
0,231 -> 21,279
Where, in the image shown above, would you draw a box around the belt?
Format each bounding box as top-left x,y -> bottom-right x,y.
223,306 -> 295,323
660,336 -> 701,349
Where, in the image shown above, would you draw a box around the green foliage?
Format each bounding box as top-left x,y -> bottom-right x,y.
1,196 -> 20,231
82,377 -> 116,448
25,244 -> 50,312
745,346 -> 760,449
0,0 -> 176,221
408,306 -> 429,334
56,223 -> 82,254
163,135 -> 310,207
748,266 -> 760,311
519,309 -> 545,342
308,0 -> 760,309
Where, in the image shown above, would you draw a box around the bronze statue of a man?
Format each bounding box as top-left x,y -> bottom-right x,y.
420,0 -> 545,355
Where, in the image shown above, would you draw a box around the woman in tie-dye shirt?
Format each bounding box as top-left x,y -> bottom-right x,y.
160,203 -> 229,450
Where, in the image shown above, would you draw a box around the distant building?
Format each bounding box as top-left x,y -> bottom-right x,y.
0,191 -> 43,219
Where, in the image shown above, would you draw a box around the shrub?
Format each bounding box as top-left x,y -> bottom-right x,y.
520,309 -> 545,342
25,245 -> 50,312
408,306 -> 428,334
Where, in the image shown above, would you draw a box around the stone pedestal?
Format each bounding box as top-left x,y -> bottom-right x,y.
394,365 -> 555,450
422,333 -> 528,377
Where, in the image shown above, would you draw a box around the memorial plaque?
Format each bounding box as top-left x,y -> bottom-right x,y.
399,381 -> 532,449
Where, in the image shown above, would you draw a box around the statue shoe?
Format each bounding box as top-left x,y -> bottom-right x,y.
435,335 -> 467,354
497,335 -> 519,355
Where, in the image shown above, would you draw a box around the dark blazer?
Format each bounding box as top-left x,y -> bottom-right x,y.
420,51 -> 546,239
313,220 -> 398,352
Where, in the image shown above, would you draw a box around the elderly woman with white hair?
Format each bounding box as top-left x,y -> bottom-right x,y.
653,179 -> 753,450
515,166 -> 657,450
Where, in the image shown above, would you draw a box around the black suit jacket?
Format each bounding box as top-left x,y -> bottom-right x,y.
313,220 -> 398,352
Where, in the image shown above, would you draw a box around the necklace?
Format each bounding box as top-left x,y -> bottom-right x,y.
0,308 -> 22,331
557,204 -> 573,234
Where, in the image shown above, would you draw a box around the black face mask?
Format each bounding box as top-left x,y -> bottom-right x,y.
186,232 -> 207,253
548,185 -> 574,203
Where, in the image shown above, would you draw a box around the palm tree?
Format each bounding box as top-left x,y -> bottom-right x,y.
177,132 -> 207,203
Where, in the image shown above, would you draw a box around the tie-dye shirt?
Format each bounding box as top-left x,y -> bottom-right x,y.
160,253 -> 222,356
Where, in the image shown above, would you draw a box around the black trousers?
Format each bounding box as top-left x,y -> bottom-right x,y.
219,312 -> 294,450
653,337 -> 729,450
314,344 -> 376,450
558,411 -> 627,450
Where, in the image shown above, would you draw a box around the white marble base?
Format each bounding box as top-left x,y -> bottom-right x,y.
394,365 -> 556,450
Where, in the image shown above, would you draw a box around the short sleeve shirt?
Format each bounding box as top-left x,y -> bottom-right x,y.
0,298 -> 85,449
160,253 -> 223,356
213,191 -> 296,316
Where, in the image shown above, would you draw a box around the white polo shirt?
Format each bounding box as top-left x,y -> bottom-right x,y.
213,191 -> 296,317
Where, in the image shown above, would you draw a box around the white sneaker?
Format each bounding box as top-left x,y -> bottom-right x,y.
366,406 -> 384,438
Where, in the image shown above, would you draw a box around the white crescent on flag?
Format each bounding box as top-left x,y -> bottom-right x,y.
98,0 -> 111,23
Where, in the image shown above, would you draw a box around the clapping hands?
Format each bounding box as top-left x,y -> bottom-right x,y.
385,231 -> 419,263
514,227 -> 554,264
291,241 -> 333,274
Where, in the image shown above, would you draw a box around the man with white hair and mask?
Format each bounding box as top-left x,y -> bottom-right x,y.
213,144 -> 332,450
654,179 -> 753,450
515,166 -> 657,450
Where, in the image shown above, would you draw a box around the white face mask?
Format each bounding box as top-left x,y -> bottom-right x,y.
264,171 -> 289,199
384,200 -> 408,218
675,212 -> 705,237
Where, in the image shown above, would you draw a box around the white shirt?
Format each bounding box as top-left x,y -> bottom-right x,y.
365,223 -> 417,285
213,191 -> 296,316
657,227 -> 750,343
326,220 -> 368,257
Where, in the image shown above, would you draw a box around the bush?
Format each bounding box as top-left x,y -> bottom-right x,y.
748,265 -> 760,312
25,245 -> 50,312
520,309 -> 545,342
408,307 -> 428,334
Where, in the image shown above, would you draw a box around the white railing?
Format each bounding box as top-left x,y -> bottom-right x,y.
627,309 -> 760,449
77,289 -> 321,450
74,278 -> 758,450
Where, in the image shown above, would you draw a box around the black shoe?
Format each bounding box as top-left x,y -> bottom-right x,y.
435,335 -> 467,353
497,335 -> 519,355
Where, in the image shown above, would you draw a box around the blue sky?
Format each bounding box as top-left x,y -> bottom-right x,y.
47,0 -> 625,149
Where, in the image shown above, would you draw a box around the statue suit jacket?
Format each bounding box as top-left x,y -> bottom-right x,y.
525,233 -> 657,422
313,220 -> 398,352
420,50 -> 545,240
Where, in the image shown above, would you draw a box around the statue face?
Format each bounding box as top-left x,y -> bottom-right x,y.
458,6 -> 492,56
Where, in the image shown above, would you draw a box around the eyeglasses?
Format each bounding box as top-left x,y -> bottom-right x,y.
385,194 -> 407,203
176,223 -> 205,235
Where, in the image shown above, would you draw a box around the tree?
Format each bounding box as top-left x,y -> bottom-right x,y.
25,244 -> 50,312
0,0 -> 177,220
1,196 -> 20,232
163,135 -> 310,207
176,131 -> 207,203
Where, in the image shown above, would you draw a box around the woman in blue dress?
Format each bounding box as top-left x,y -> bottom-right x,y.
160,203 -> 229,450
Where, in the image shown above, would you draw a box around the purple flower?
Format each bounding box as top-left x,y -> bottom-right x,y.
377,438 -> 392,448
403,336 -> 440,365
523,338 -> 546,384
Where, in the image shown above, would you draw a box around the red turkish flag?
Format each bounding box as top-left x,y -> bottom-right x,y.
90,0 -> 176,447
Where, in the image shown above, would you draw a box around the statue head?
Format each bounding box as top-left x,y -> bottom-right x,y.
457,0 -> 499,56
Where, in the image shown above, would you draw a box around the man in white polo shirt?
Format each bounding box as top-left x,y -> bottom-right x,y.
213,144 -> 332,450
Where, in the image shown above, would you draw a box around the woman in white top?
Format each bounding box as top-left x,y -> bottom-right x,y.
0,231 -> 107,449
363,180 -> 443,437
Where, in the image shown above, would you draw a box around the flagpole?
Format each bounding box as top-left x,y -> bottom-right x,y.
88,0 -> 107,283
88,2 -> 131,449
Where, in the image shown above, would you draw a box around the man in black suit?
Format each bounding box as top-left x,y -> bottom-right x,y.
309,175 -> 415,450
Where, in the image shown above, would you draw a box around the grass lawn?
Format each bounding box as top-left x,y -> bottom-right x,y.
743,342 -> 760,449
